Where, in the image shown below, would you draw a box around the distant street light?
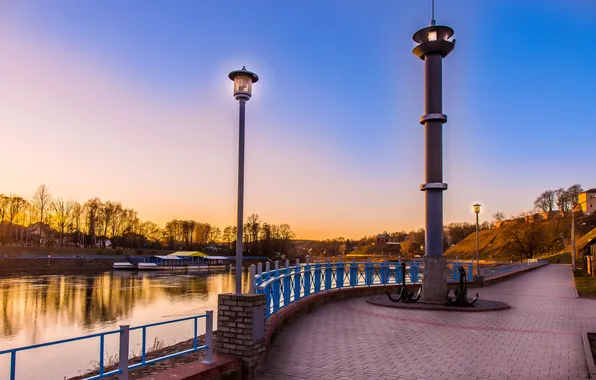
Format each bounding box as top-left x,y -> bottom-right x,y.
229,66 -> 259,294
571,199 -> 589,272
473,203 -> 481,275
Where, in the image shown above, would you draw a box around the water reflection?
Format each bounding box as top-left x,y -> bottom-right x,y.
0,270 -> 245,346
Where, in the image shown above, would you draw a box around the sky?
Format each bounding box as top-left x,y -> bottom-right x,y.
0,0 -> 595,240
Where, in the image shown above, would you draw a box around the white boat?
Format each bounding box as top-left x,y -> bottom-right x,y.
113,262 -> 135,270
137,263 -> 159,270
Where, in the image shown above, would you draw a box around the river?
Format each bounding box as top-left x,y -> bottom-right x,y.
0,269 -> 247,380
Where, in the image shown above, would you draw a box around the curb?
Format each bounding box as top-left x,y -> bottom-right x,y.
581,333 -> 596,379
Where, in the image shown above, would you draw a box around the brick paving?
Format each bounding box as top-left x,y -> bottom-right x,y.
257,265 -> 595,380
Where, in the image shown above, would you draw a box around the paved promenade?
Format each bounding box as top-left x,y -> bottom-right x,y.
257,265 -> 596,380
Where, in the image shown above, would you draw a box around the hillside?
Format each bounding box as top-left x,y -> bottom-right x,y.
444,227 -> 509,260
445,216 -> 575,260
561,227 -> 596,254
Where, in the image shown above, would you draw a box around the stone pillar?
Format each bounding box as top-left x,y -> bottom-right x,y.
216,293 -> 266,379
422,256 -> 447,303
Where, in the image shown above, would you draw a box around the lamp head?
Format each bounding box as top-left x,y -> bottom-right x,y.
473,203 -> 481,214
412,25 -> 455,59
228,66 -> 259,100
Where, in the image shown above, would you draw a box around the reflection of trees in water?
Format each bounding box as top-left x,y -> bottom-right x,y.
0,271 -> 237,340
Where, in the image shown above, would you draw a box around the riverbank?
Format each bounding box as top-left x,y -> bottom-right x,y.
69,334 -> 216,380
0,245 -> 172,257
0,257 -> 115,275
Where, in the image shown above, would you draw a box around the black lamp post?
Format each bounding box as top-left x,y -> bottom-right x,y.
473,203 -> 481,273
414,17 -> 455,302
228,66 -> 259,294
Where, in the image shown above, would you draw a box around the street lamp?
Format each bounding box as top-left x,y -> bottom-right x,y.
473,203 -> 481,274
571,199 -> 589,272
414,14 -> 456,302
229,66 -> 259,294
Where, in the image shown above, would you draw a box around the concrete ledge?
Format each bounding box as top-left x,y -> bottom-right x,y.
581,333 -> 596,379
138,355 -> 241,380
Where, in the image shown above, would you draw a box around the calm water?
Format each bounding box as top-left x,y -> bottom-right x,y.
0,270 -> 247,380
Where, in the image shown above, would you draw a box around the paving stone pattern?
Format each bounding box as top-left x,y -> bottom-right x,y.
257,265 -> 595,380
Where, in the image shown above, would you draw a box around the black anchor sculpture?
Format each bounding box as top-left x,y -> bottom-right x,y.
446,266 -> 479,306
386,262 -> 421,303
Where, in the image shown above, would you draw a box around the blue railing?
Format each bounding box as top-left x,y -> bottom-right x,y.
252,259 -> 473,318
252,258 -> 549,318
0,311 -> 214,380
480,260 -> 547,279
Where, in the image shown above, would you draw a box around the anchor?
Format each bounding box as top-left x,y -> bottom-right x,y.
446,266 -> 479,306
386,262 -> 421,303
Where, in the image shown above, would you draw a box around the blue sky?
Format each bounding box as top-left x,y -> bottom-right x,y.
1,0 -> 594,239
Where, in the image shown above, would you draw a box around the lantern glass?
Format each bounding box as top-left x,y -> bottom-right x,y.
473,204 -> 481,214
428,30 -> 438,41
234,74 -> 252,95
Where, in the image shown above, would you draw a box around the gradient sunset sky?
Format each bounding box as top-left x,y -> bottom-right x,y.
1,0 -> 594,240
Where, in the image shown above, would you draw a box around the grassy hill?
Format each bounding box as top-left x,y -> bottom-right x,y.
445,215 -> 596,261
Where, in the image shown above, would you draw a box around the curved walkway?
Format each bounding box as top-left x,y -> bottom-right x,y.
257,265 -> 594,380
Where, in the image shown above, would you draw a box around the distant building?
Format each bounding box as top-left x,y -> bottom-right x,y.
376,233 -> 391,244
578,189 -> 596,215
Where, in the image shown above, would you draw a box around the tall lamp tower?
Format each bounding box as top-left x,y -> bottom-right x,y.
413,6 -> 455,302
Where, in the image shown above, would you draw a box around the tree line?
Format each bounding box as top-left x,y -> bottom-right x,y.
532,184 -> 583,213
0,185 -> 295,258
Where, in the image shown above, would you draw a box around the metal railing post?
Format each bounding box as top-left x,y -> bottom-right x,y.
257,262 -> 262,277
273,261 -> 280,313
350,257 -> 357,287
118,325 -> 130,380
336,256 -> 344,288
265,261 -> 270,281
314,257 -> 321,293
10,352 -> 16,380
325,257 -> 332,290
202,311 -> 215,364
294,258 -> 301,301
249,264 -> 256,294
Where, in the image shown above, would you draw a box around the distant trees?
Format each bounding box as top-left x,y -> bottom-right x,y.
0,184 -> 297,252
534,190 -> 555,213
536,184 -> 583,213
52,198 -> 74,247
33,184 -> 52,225
492,212 -> 505,222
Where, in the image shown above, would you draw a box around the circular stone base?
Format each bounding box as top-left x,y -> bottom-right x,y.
366,295 -> 510,312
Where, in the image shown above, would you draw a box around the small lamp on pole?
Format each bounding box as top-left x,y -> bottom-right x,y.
473,203 -> 481,275
229,66 -> 259,294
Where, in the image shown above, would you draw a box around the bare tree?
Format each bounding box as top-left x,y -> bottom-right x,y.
7,196 -> 26,242
492,212 -> 505,222
246,214 -> 261,255
71,202 -> 83,246
566,184 -> 583,210
555,188 -> 568,212
222,226 -> 234,250
100,201 -> 120,247
32,185 -> 52,224
84,198 -> 102,247
52,198 -> 74,247
208,226 -> 221,245
534,190 -> 555,213
32,185 -> 52,245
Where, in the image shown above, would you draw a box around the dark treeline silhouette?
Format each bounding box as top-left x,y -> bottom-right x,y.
0,185 -> 295,259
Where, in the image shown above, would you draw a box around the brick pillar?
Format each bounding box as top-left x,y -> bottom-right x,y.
217,293 -> 266,379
